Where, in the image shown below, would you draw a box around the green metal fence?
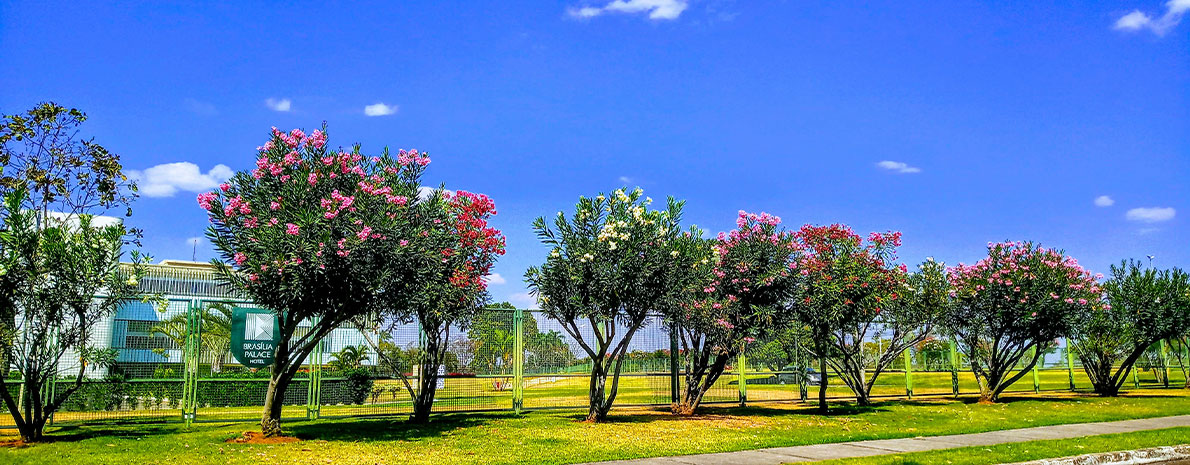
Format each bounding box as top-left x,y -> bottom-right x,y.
1,266 -> 1186,428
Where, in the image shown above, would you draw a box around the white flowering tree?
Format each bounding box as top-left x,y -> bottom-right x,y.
525,188 -> 701,422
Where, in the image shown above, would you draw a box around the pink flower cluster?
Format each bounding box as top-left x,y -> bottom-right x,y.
396,149 -> 431,167
947,241 -> 1102,308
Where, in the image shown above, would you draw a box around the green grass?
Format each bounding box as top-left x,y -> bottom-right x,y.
3,390 -> 1190,464
817,426 -> 1190,465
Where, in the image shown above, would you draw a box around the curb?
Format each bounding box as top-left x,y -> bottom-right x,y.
1011,445 -> 1190,465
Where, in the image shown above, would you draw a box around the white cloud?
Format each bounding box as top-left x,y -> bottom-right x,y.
364,102 -> 398,116
183,98 -> 218,116
509,291 -> 539,309
127,162 -> 234,198
568,0 -> 689,20
1114,0 -> 1190,35
485,273 -> 507,285
875,160 -> 921,174
416,186 -> 455,201
265,98 -> 292,112
618,176 -> 632,184
1094,195 -> 1115,207
1125,207 -> 1176,223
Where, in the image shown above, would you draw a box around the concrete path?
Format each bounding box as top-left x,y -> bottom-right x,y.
591,414 -> 1190,465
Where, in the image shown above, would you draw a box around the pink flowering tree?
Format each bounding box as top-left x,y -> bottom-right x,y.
525,188 -> 703,422
671,211 -> 798,415
1073,260 -> 1190,396
370,189 -> 506,423
200,126 -> 431,436
945,241 -> 1101,402
787,224 -> 908,411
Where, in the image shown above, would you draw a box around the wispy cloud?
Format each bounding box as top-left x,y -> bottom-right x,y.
127,162 -> 234,197
265,98 -> 292,112
1114,0 -> 1190,36
183,98 -> 218,116
509,291 -> 539,309
568,0 -> 689,21
618,176 -> 633,184
875,160 -> 921,174
1094,195 -> 1115,207
485,273 -> 507,285
1125,207 -> 1176,223
364,102 -> 398,116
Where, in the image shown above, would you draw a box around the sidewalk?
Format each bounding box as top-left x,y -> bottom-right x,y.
591,414 -> 1190,464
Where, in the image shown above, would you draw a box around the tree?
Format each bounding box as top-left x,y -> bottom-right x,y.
0,103 -> 151,443
200,126 -> 430,436
525,188 -> 699,422
328,345 -> 370,371
150,302 -> 234,372
1073,261 -> 1190,396
372,189 -> 505,423
944,241 -> 1101,402
786,224 -> 906,411
671,211 -> 797,414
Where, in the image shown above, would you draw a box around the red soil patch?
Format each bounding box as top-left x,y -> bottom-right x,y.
225,431 -> 301,445
0,438 -> 27,448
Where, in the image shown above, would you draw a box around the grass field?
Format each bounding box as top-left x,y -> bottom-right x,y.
12,365 -> 1181,426
3,389 -> 1190,464
816,426 -> 1190,465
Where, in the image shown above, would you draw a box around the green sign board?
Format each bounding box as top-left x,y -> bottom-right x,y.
230,307 -> 281,368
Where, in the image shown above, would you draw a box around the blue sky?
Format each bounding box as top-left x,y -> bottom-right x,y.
1,1 -> 1186,308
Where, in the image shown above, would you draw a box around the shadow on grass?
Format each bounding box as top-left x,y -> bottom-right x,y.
285,412 -> 509,442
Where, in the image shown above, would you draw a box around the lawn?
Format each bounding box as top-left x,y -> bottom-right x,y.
816,426 -> 1190,465
2,389 -> 1190,464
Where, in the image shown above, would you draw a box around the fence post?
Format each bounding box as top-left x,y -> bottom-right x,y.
795,338 -> 808,402
1066,339 -> 1076,391
1160,340 -> 1171,388
306,318 -> 322,421
42,329 -> 58,426
949,338 -> 960,398
904,348 -> 914,399
669,323 -> 680,406
1032,346 -> 1041,393
181,300 -> 201,426
512,307 -> 524,414
737,347 -> 747,407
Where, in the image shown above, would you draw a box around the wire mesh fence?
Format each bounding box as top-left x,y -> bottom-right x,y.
3,288 -> 1188,428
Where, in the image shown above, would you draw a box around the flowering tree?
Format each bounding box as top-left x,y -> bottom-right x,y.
1073,260 -> 1190,396
672,211 -> 798,415
200,126 -> 430,436
787,224 -> 907,411
525,188 -> 701,422
944,241 -> 1101,402
373,189 -> 505,423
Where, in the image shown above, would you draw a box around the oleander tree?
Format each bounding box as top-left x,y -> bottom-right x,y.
373,189 -> 506,423
671,211 -> 798,415
786,224 -> 906,411
0,102 -> 151,443
525,188 -> 701,422
944,241 -> 1101,402
1073,260 -> 1190,396
200,126 -> 431,436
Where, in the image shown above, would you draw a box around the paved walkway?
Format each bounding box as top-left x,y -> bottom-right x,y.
592,414 -> 1190,464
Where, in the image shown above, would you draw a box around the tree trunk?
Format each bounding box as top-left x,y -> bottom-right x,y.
585,358 -> 610,422
411,335 -> 443,424
817,353 -> 829,414
674,352 -> 729,415
260,365 -> 289,437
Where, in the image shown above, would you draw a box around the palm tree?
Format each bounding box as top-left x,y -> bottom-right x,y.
149,302 -> 235,373
328,345 -> 371,372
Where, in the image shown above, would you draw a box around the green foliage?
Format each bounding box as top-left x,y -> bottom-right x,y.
1074,260 -> 1190,395
327,345 -> 370,372
525,188 -> 701,421
943,241 -> 1102,402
